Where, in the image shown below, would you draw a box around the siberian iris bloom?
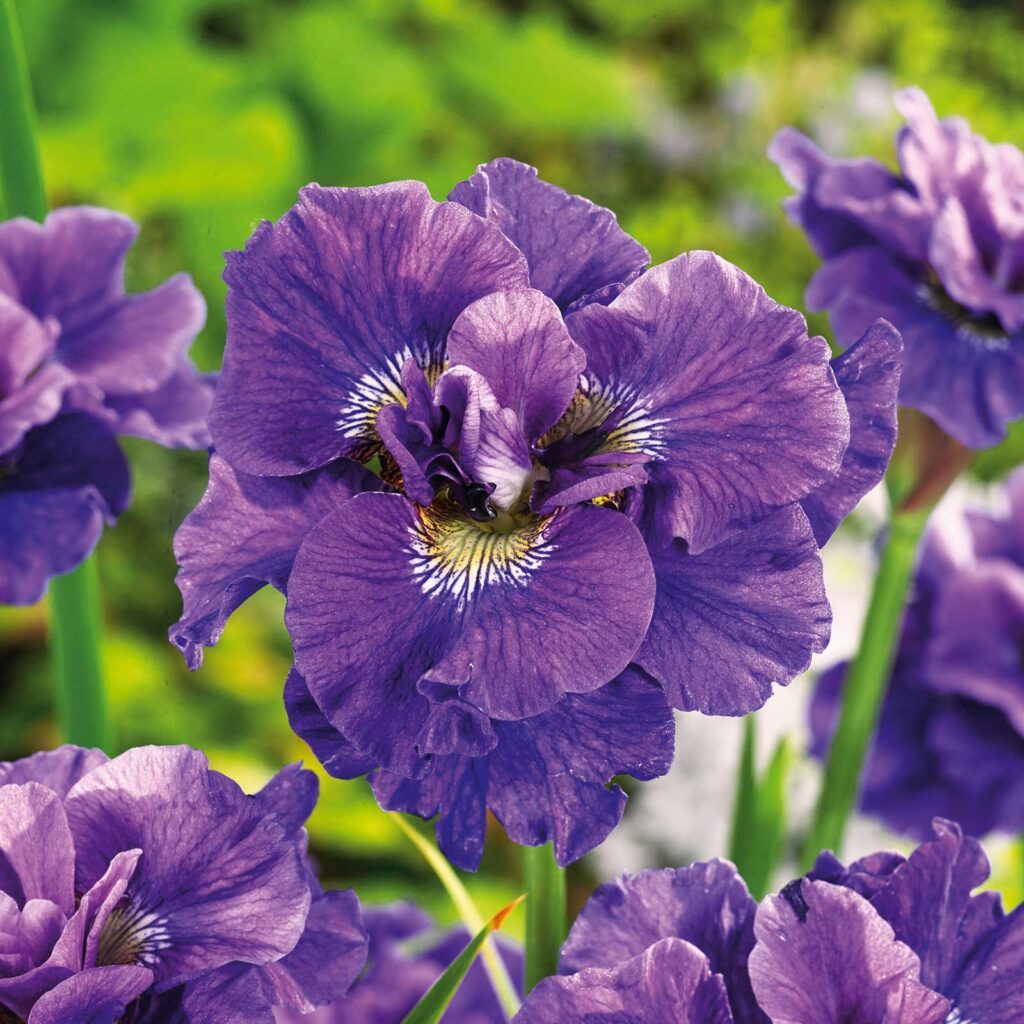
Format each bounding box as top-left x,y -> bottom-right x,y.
274,902 -> 522,1024
811,467 -> 1024,840
771,88 -> 1024,448
0,208 -> 212,605
171,159 -> 901,869
0,744 -> 366,1023
516,820 -> 1023,1023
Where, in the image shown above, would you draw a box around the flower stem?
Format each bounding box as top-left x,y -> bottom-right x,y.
0,0 -> 111,751
802,506 -> 928,868
0,0 -> 46,221
48,559 -> 110,750
523,842 -> 566,993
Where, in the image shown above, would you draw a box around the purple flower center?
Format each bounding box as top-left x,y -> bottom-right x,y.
919,270 -> 1008,344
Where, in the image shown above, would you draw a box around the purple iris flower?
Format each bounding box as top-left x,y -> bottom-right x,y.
0,745 -> 367,1023
771,87 -> 1024,448
170,160 -> 900,869
810,468 -> 1024,840
274,902 -> 522,1024
515,820 -> 1022,1023
0,208 -> 212,605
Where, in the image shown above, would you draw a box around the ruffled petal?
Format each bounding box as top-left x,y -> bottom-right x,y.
750,881 -> 950,1024
56,274 -> 206,397
769,128 -> 930,261
449,158 -> 649,311
637,505 -> 830,715
516,938 -> 734,1024
800,319 -> 902,545
286,493 -> 654,773
283,670 -> 377,780
210,182 -> 528,475
105,361 -> 214,449
170,454 -> 375,668
0,413 -> 131,605
0,784 -> 75,916
560,858 -> 760,1023
565,251 -> 849,553
948,905 -> 1024,1024
63,746 -> 310,988
256,889 -> 368,1012
372,669 -> 673,871
867,819 -> 1001,994
0,745 -> 108,798
806,245 -> 1024,448
27,965 -> 153,1024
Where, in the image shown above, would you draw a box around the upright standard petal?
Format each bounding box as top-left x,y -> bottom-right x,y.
170,454 -> 377,668
285,492 -> 655,773
636,505 -> 830,716
565,251 -> 850,553
446,288 -> 585,441
559,859 -> 761,1024
0,413 -> 131,605
449,158 -> 649,311
750,881 -> 950,1024
63,746 -> 310,988
515,938 -> 734,1024
866,819 -> 1002,995
210,182 -> 529,475
800,320 -> 902,546
0,784 -> 75,916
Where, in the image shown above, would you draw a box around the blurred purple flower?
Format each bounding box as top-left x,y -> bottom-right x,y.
171,160 -> 900,868
0,745 -> 366,1023
274,902 -> 522,1024
772,88 -> 1024,448
516,821 -> 1021,1023
0,208 -> 212,605
810,468 -> 1024,840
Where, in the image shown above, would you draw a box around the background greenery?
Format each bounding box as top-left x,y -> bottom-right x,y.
3,0 -> 1024,928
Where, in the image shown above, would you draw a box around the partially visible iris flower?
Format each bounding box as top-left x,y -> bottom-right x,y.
811,467 -> 1024,840
772,88 -> 1024,448
171,159 -> 901,869
274,902 -> 522,1024
0,208 -> 212,604
515,820 -> 1023,1023
0,745 -> 366,1023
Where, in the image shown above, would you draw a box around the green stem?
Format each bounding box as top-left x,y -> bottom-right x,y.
802,507 -> 928,868
523,843 -> 566,993
0,0 -> 110,751
0,0 -> 46,221
49,559 -> 110,750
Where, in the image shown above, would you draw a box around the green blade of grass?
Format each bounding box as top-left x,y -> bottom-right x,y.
391,813 -> 522,1019
401,895 -> 525,1024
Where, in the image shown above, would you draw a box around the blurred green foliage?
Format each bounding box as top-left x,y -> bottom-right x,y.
3,0 -> 1024,919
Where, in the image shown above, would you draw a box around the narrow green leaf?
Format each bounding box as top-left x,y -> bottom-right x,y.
0,0 -> 46,220
744,736 -> 793,899
391,813 -> 521,1019
401,896 -> 526,1024
727,715 -> 759,877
